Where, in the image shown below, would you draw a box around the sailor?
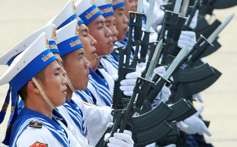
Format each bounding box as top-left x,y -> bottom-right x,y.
55,18 -> 133,146
50,2 -> 134,146
76,19 -> 103,104
51,10 -> 92,145
0,33 -> 75,146
0,23 -> 74,134
90,0 -> 121,97
75,0 -> 114,106
112,0 -> 129,49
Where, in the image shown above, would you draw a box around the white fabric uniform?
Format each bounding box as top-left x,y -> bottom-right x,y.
100,56 -> 118,81
71,92 -> 113,146
16,118 -> 83,147
57,106 -> 90,146
98,67 -> 115,96
16,126 -> 64,147
87,81 -> 109,106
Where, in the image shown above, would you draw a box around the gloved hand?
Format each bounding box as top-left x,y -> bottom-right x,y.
136,62 -> 146,72
152,85 -> 171,108
188,10 -> 199,29
192,93 -> 204,103
178,31 -> 197,50
120,71 -> 142,96
107,130 -> 134,147
151,66 -> 171,107
177,105 -> 211,136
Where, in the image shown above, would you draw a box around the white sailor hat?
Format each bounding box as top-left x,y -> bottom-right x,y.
0,33 -> 57,134
50,0 -> 77,29
112,0 -> 125,9
0,24 -> 58,65
91,0 -> 114,17
56,19 -> 83,57
75,0 -> 103,25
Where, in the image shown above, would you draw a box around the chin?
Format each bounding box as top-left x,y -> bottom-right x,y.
56,98 -> 66,106
82,81 -> 89,90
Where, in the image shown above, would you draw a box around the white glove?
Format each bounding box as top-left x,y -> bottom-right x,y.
152,85 -> 171,108
178,31 -> 197,50
152,66 -> 171,107
192,93 -> 204,103
136,62 -> 146,72
120,71 -> 141,96
187,10 -> 199,29
107,130 -> 134,147
177,106 -> 211,136
153,65 -> 166,77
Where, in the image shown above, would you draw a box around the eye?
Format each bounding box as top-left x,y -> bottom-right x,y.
105,21 -> 110,27
77,53 -> 84,60
98,24 -> 103,30
54,71 -> 60,76
82,32 -> 88,37
118,12 -> 123,16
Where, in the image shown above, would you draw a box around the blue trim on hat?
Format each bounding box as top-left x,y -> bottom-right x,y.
48,40 -> 60,54
0,88 -> 10,124
57,14 -> 77,29
98,4 -> 114,17
58,36 -> 83,57
79,5 -> 102,25
113,2 -> 125,9
10,49 -> 57,91
2,87 -> 18,145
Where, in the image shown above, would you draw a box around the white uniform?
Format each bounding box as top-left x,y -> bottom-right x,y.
16,126 -> 64,147
12,116 -> 83,147
57,106 -> 91,146
72,92 -> 113,146
98,67 -> 115,96
87,81 -> 108,106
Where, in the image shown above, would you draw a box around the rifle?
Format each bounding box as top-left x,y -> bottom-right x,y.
96,78 -> 175,146
112,12 -> 137,109
130,11 -> 146,68
188,14 -> 234,65
158,0 -> 190,64
138,0 -> 157,63
168,14 -> 234,102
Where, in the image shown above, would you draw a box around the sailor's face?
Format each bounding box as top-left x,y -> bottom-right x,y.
88,15 -> 113,56
54,53 -> 73,98
125,0 -> 138,16
78,24 -> 100,70
40,61 -> 67,106
105,15 -> 119,43
63,49 -> 90,90
114,8 -> 129,40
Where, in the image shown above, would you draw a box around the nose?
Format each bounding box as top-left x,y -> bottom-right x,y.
89,34 -> 97,46
104,26 -> 113,38
123,15 -> 129,25
84,57 -> 91,69
61,71 -> 68,86
113,25 -> 119,37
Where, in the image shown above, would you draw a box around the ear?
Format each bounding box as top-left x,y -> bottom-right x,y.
27,80 -> 40,95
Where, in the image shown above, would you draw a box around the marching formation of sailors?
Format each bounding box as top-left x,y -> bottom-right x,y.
0,0 -> 236,146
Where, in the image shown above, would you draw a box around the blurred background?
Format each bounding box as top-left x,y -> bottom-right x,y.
0,0 -> 236,146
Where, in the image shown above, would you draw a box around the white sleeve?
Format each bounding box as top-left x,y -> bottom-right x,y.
77,99 -> 113,146
98,68 -> 115,96
57,106 -> 90,146
151,0 -> 165,29
16,126 -> 63,147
